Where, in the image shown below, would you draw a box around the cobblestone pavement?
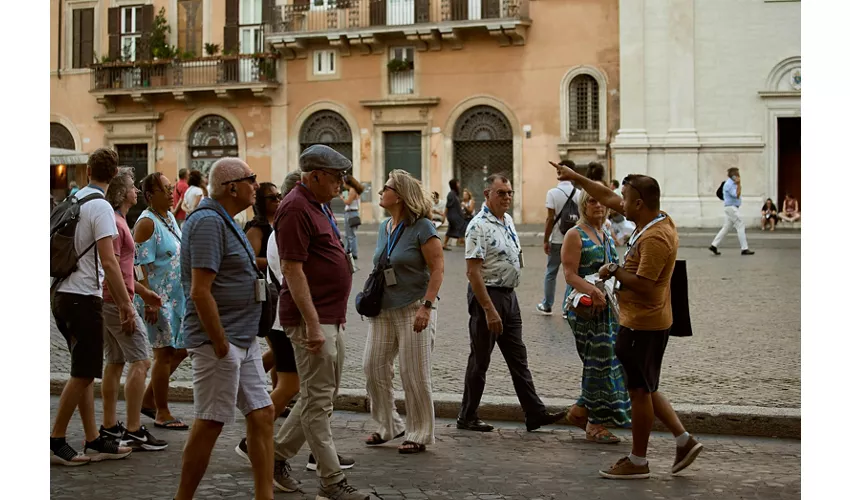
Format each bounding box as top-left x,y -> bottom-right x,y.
50,239 -> 801,409
49,398 -> 800,500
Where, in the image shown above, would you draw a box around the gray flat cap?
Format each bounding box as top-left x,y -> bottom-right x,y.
299,144 -> 352,172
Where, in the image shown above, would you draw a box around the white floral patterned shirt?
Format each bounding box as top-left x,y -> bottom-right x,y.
464,206 -> 522,288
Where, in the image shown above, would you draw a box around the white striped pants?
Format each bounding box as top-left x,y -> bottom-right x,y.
364,301 -> 437,445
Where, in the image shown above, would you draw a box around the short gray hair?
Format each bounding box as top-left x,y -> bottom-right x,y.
283,170 -> 302,195
484,173 -> 511,190
106,167 -> 135,209
209,157 -> 249,198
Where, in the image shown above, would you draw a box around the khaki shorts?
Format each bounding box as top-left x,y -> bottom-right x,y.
103,301 -> 150,365
188,339 -> 273,424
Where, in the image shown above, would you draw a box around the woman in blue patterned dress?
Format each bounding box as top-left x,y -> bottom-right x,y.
561,186 -> 631,443
134,172 -> 189,430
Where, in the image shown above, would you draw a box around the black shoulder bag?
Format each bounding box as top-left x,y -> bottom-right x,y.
355,221 -> 405,318
190,207 -> 278,338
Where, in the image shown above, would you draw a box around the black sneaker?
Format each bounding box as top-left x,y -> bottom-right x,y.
122,426 -> 168,451
50,437 -> 91,466
708,245 -> 721,256
741,249 -> 755,256
99,422 -> 126,440
235,437 -> 250,463
83,436 -> 132,462
306,453 -> 355,471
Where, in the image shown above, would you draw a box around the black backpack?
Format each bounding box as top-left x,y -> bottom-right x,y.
50,193 -> 104,291
554,187 -> 580,234
356,223 -> 405,318
716,181 -> 725,201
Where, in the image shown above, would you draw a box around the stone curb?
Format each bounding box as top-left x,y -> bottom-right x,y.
50,373 -> 799,439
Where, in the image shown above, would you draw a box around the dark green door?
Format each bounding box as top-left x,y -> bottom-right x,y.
115,144 -> 149,228
385,131 -> 422,180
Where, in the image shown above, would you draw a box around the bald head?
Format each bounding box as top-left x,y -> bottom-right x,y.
209,157 -> 249,198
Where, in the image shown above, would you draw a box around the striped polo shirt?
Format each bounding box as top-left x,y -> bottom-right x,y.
180,197 -> 261,349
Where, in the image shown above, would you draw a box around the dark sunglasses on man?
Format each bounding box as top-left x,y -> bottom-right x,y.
221,174 -> 257,186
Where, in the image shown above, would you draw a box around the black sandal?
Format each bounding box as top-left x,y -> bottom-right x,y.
398,441 -> 426,454
365,431 -> 405,446
141,407 -> 157,420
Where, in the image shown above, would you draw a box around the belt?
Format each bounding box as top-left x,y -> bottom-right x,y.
345,209 -> 359,212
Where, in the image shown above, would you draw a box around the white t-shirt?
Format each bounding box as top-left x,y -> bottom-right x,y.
344,190 -> 360,211
545,181 -> 580,245
183,186 -> 204,213
266,231 -> 284,331
56,185 -> 119,297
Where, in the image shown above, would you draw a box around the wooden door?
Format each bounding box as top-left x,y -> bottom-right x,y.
385,131 -> 422,180
777,117 -> 801,208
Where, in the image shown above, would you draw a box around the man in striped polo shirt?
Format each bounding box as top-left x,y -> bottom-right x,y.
174,158 -> 276,500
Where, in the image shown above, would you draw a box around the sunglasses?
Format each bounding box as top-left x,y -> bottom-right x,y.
221,174 -> 257,186
492,189 -> 514,198
379,185 -> 399,195
264,192 -> 283,201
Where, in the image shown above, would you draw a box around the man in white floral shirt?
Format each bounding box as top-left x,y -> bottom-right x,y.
458,173 -> 567,433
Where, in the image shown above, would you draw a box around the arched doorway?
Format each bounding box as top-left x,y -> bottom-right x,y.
188,115 -> 239,175
50,122 -> 76,149
300,110 -> 353,214
453,105 -> 514,212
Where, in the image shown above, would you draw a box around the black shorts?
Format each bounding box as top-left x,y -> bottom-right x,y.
614,326 -> 670,393
52,292 -> 104,380
267,329 -> 297,373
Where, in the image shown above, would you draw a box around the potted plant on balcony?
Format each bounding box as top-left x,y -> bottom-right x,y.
387,58 -> 413,73
205,43 -> 220,57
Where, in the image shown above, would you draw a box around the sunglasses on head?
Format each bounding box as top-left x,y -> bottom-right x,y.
221,173 -> 257,186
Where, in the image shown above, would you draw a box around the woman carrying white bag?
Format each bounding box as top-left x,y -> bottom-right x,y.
560,185 -> 631,443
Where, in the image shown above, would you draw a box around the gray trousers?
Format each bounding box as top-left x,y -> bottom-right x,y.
274,324 -> 344,486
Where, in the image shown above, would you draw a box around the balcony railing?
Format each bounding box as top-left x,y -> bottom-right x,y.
389,70 -> 415,95
90,54 -> 280,92
269,0 -> 526,35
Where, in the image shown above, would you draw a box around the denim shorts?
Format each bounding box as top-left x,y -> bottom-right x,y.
188,339 -> 273,424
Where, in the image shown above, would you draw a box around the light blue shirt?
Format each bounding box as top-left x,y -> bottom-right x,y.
723,178 -> 741,207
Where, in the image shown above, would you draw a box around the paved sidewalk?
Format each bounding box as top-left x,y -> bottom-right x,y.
49,398 -> 801,500
50,245 -> 801,410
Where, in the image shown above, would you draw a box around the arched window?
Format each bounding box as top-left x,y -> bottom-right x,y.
299,110 -> 353,160
50,122 -> 75,149
188,115 -> 239,175
453,105 -> 514,211
569,74 -> 600,142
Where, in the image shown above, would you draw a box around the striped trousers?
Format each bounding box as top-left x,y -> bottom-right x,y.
364,301 -> 437,445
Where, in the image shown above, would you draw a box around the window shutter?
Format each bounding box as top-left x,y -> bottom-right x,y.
80,9 -> 95,67
139,4 -> 154,60
108,7 -> 120,60
262,0 -> 274,25
451,0 -> 468,21
370,0 -> 386,26
224,0 -> 239,54
414,0 -> 429,23
482,0 -> 499,19
72,10 -> 82,68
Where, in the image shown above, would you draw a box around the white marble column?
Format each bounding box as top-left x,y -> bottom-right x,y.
612,0 -> 649,146
665,0 -> 698,143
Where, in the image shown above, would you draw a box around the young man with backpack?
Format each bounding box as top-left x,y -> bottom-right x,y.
537,160 -> 581,316
50,148 -> 135,466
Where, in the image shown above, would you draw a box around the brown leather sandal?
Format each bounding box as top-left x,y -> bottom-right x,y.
586,426 -> 621,444
566,409 -> 588,431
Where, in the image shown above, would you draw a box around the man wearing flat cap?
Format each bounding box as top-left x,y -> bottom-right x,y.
270,145 -> 370,499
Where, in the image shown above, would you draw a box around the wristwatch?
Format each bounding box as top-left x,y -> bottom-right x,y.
605,263 -> 619,275
423,300 -> 433,309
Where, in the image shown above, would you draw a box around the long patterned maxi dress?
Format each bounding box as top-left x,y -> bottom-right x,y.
564,227 -> 631,427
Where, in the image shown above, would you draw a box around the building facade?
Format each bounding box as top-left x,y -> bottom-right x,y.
50,0 -> 620,224
612,0 -> 801,228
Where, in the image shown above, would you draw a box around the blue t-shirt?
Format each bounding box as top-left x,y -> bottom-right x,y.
723,178 -> 741,207
180,198 -> 261,349
373,217 -> 440,310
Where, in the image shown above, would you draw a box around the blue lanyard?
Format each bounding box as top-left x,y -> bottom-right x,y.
483,206 -> 518,246
321,204 -> 341,241
587,225 -> 612,263
387,221 -> 405,257
86,183 -> 105,194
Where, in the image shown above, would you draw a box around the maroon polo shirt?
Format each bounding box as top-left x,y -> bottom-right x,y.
274,183 -> 352,327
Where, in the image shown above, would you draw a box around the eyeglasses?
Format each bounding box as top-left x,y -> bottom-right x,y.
221,174 -> 257,186
379,185 -> 398,195
493,189 -> 514,198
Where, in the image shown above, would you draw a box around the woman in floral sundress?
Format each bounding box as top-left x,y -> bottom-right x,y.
134,172 -> 189,430
561,186 -> 631,443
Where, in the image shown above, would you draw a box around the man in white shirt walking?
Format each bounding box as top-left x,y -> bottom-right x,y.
537,160 -> 580,316
709,168 -> 754,256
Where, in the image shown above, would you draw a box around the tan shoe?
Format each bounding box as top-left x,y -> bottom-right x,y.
599,456 -> 650,480
672,436 -> 704,474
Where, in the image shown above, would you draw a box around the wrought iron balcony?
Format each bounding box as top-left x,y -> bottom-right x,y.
266,0 -> 530,56
89,54 -> 280,111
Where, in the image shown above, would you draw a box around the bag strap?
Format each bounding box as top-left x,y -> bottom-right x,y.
553,186 -> 577,223
190,207 -> 263,279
